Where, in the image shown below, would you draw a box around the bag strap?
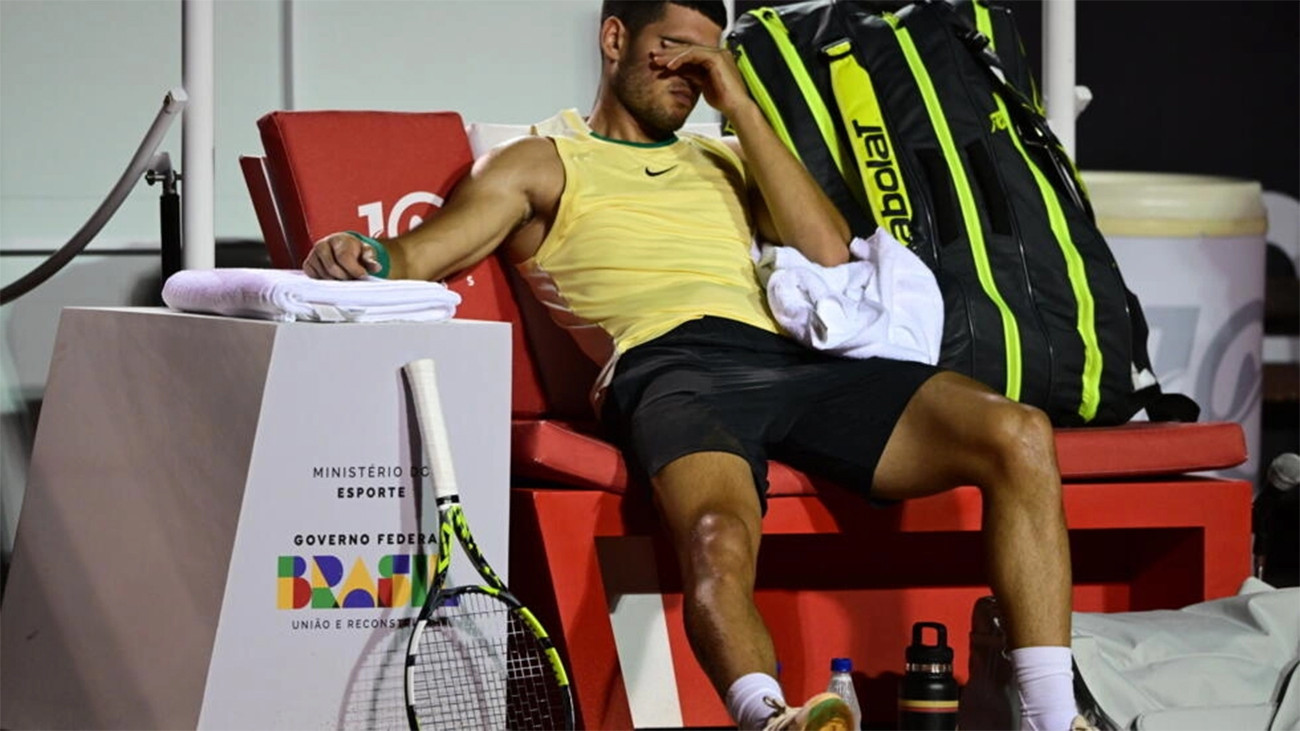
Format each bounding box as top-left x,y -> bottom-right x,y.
821,36 -> 918,246
960,0 -> 1045,116
1121,288 -> 1201,422
939,5 -> 1097,221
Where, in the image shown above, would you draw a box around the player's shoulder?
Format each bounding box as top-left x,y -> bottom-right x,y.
469,135 -> 564,196
478,135 -> 561,171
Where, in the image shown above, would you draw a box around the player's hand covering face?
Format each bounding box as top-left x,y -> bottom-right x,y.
649,41 -> 749,121
608,3 -> 727,137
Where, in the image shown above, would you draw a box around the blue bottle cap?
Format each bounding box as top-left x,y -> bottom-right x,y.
831,657 -> 852,673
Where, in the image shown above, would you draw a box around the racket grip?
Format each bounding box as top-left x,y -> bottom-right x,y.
403,358 -> 459,499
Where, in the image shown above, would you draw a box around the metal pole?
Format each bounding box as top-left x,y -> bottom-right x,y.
1042,0 -> 1077,159
183,0 -> 215,270
148,152 -> 184,282
282,0 -> 295,110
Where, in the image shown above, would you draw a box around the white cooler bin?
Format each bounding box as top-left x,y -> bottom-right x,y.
1084,171 -> 1268,484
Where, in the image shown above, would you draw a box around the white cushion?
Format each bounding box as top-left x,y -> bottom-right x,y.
465,123 -> 533,159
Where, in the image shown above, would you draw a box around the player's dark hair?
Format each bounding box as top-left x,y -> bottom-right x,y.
600,1 -> 729,39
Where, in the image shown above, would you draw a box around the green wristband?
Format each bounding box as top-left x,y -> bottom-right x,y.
345,230 -> 391,279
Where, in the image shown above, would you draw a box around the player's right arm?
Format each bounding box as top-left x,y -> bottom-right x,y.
302,136 -> 563,282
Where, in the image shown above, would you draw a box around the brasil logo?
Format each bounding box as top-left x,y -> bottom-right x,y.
278,554 -> 436,609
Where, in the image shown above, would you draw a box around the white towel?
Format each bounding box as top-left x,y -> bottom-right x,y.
756,227 -> 944,364
162,268 -> 461,323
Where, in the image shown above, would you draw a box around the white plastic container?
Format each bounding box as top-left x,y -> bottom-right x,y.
1084,171 -> 1268,484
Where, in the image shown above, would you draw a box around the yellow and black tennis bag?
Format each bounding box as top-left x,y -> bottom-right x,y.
729,0 -> 1197,426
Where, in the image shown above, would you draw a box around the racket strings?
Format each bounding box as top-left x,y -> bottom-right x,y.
341,627 -> 409,729
410,592 -> 568,730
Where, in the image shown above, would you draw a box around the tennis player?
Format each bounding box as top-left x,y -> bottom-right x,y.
304,3 -> 1086,729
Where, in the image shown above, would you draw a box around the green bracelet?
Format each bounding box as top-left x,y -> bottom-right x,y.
345,230 -> 391,279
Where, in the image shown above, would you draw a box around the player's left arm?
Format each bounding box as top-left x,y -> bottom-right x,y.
653,45 -> 850,266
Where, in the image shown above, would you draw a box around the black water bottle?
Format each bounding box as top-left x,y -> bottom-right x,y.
898,621 -> 959,730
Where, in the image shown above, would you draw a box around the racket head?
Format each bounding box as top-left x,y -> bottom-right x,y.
404,585 -> 575,731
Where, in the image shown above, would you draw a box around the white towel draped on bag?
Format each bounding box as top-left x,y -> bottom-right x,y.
162,268 -> 461,323
756,227 -> 944,365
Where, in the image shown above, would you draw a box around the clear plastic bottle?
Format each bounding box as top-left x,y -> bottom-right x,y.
826,657 -> 862,730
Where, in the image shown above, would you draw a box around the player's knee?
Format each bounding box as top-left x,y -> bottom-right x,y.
686,511 -> 755,583
982,401 -> 1056,481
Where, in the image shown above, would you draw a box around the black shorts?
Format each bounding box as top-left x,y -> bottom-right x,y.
601,316 -> 942,512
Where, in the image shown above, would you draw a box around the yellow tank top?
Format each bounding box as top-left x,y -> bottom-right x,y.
518,110 -> 781,372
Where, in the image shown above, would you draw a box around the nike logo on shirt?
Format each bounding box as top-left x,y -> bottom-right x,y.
645,166 -> 678,177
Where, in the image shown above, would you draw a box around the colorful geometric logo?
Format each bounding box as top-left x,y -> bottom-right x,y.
277,554 -> 435,609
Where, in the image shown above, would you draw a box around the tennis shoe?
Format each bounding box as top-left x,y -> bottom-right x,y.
761,692 -> 853,731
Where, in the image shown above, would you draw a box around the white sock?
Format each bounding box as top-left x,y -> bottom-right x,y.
725,672 -> 784,730
1011,646 -> 1077,731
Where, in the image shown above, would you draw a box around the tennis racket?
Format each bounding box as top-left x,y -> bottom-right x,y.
402,358 -> 575,731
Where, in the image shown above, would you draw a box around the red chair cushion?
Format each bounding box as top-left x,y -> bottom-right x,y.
512,419 -> 1248,496
1052,421 -> 1248,479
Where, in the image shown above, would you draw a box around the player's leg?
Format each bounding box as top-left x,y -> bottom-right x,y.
869,371 -> 1070,650
777,361 -> 1076,730
651,450 -> 771,689
869,371 -> 1077,731
605,319 -> 855,730
652,451 -> 852,731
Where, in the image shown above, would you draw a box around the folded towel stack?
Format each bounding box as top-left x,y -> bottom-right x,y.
756,227 -> 944,365
162,268 -> 461,323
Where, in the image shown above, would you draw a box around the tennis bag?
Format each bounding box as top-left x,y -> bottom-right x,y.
728,0 -> 1197,426
960,586 -> 1300,730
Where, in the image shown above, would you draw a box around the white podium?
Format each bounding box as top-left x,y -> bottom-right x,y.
1,308 -> 511,730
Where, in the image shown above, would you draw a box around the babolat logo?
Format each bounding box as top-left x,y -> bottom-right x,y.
989,109 -> 1009,133
850,120 -> 912,244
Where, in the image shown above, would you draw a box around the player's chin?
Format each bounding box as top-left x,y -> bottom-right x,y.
662,100 -> 695,128
669,89 -> 697,110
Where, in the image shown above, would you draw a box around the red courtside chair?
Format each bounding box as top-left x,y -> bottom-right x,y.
238,155 -> 295,269
242,110 -> 1252,730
